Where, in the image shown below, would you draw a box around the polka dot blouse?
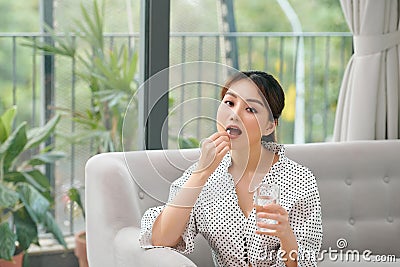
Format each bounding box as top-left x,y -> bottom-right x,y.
139,144 -> 323,266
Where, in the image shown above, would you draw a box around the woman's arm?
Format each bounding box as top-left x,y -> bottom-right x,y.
151,132 -> 230,247
151,171 -> 208,247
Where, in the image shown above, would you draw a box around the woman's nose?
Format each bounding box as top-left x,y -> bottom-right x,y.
229,108 -> 240,121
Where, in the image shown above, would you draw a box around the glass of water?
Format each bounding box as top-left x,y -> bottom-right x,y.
255,183 -> 280,232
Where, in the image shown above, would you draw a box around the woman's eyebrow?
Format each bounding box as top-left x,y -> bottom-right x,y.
246,98 -> 264,107
226,91 -> 265,107
225,91 -> 237,98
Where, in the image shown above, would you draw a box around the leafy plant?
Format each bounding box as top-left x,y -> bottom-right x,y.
24,0 -> 139,154
66,187 -> 85,221
178,136 -> 200,149
0,106 -> 66,263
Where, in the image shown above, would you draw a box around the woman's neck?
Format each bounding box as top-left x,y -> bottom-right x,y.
230,144 -> 278,181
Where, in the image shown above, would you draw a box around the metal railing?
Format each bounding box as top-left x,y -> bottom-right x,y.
0,31 -> 352,235
169,32 -> 353,144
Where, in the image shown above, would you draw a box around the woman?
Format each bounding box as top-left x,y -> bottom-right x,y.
140,71 -> 322,267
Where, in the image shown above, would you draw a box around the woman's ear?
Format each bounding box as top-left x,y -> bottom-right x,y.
264,120 -> 276,136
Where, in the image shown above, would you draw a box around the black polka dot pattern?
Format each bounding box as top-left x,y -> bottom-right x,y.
139,144 -> 323,266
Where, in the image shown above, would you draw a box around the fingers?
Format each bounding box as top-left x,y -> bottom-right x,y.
257,212 -> 288,227
255,226 -> 278,236
255,217 -> 284,237
215,138 -> 230,154
255,203 -> 287,215
255,204 -> 288,224
202,132 -> 229,147
256,212 -> 280,221
255,204 -> 290,237
201,132 -> 230,154
195,132 -> 231,175
208,131 -> 229,141
218,142 -> 231,155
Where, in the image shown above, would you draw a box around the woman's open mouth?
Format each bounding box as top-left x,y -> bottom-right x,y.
226,125 -> 242,138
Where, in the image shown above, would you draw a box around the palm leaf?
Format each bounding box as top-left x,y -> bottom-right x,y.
22,25 -> 76,58
26,151 -> 66,166
0,122 -> 27,172
0,106 -> 17,143
25,115 -> 60,150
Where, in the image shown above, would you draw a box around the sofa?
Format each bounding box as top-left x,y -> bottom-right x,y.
85,140 -> 400,266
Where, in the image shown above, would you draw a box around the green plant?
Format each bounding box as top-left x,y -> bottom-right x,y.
24,0 -> 139,154
178,136 -> 200,149
25,0 -> 134,238
26,0 -> 205,154
0,106 -> 66,263
66,187 -> 85,221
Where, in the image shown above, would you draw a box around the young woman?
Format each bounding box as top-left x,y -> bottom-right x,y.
140,71 -> 322,267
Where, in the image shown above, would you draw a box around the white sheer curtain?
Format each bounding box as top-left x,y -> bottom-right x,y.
333,0 -> 400,141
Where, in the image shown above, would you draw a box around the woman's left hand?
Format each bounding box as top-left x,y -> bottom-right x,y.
255,204 -> 299,266
254,203 -> 294,240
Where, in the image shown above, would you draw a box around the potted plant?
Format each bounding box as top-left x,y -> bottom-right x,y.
0,106 -> 66,267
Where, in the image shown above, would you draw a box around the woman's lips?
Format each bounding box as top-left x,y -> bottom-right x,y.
226,126 -> 242,139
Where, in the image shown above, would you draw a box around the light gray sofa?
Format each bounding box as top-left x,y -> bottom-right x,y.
85,140 -> 400,266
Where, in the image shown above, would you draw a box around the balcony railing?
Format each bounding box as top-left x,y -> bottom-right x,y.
0,31 -> 352,235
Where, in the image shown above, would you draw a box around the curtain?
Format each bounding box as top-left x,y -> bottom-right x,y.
333,0 -> 400,141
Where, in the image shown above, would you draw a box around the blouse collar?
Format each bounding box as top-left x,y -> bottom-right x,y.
222,142 -> 286,169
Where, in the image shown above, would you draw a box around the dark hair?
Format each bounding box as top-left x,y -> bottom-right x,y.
221,71 -> 285,122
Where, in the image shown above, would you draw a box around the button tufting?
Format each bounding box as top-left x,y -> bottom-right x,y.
387,216 -> 394,223
383,176 -> 390,183
138,191 -> 145,199
349,218 -> 355,225
345,178 -> 352,186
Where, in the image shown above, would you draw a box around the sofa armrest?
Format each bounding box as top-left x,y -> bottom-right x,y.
114,227 -> 196,267
86,153 -> 142,267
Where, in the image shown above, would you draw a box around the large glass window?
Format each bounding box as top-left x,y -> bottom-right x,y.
168,0 -> 351,149
0,0 -> 350,238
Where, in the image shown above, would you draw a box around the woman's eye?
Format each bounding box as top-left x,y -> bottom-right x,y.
224,100 -> 234,106
246,107 -> 257,113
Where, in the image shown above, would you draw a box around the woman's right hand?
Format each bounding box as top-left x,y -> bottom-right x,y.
194,131 -> 231,177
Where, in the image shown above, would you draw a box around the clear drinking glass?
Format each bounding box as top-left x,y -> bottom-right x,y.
255,183 -> 280,232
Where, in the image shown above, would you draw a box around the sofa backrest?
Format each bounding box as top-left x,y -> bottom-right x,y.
285,141 -> 400,257
125,140 -> 400,257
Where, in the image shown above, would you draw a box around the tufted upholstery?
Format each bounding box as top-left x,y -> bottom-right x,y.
85,140 -> 400,267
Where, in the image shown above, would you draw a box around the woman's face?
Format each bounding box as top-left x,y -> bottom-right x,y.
216,78 -> 275,150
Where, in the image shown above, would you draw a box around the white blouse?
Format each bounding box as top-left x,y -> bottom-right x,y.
139,145 -> 323,267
